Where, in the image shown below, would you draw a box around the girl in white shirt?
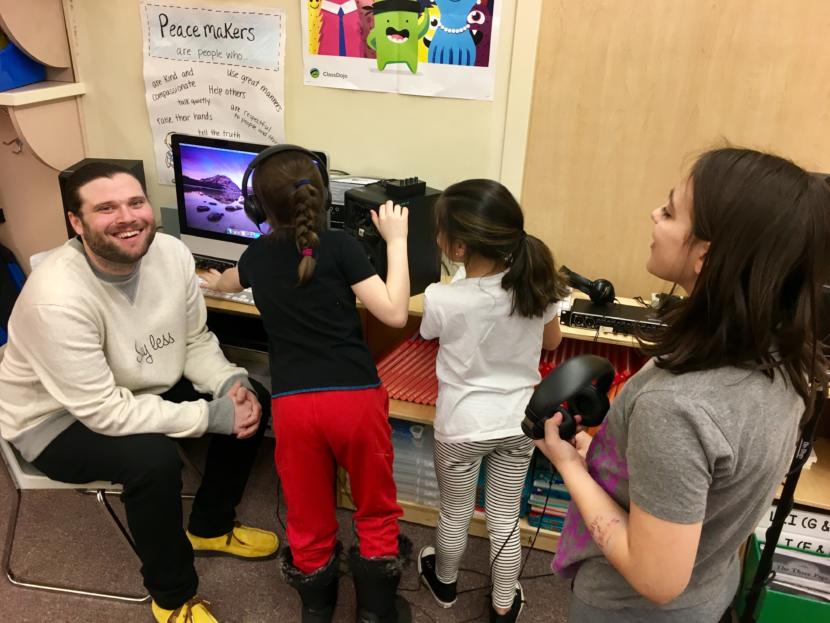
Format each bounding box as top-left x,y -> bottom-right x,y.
417,179 -> 569,622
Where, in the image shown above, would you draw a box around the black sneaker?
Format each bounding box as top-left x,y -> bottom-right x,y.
417,546 -> 457,608
489,583 -> 525,623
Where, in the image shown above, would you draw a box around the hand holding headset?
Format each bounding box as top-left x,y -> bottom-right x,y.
560,265 -> 615,305
522,354 -> 615,440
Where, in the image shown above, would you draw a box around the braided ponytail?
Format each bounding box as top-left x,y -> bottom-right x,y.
292,181 -> 321,285
250,151 -> 327,286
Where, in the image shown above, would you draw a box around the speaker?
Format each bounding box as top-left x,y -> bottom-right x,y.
343,181 -> 442,296
58,158 -> 146,239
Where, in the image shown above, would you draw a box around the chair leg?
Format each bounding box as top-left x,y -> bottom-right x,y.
95,489 -> 140,557
4,486 -> 150,603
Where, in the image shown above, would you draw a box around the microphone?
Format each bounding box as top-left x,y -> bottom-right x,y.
561,265 -> 615,305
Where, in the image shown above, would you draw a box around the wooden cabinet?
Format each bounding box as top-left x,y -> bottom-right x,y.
0,0 -> 86,272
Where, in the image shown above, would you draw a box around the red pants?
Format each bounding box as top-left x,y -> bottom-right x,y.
273,386 -> 402,573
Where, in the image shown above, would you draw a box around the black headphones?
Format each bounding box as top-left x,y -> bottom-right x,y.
522,354 -> 615,440
561,265 -> 615,305
241,144 -> 330,226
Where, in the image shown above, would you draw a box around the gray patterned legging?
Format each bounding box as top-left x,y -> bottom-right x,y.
433,434 -> 534,609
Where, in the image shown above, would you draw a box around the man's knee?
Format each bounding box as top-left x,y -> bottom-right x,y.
123,435 -> 183,484
249,379 -> 271,413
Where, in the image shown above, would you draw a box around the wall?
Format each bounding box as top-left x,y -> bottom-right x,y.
522,0 -> 830,298
63,0 -> 542,216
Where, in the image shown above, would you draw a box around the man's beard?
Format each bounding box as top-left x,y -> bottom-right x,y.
80,220 -> 156,265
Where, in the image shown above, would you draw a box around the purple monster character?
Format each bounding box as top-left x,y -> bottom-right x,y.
468,0 -> 493,67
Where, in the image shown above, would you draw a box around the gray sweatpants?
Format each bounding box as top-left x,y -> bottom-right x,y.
433,434 -> 534,609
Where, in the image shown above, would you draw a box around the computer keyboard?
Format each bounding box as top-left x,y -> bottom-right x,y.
194,255 -> 237,272
201,286 -> 256,306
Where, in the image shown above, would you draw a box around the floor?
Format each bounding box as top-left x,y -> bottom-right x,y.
0,437 -> 573,623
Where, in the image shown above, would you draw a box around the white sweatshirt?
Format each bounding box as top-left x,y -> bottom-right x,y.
0,234 -> 246,460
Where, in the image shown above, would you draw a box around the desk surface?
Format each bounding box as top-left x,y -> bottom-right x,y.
204,290 -> 641,346
204,292 -> 425,316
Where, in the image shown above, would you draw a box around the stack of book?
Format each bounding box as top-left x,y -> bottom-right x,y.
765,544 -> 830,603
525,457 -> 571,532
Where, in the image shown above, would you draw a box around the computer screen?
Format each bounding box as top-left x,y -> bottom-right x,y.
171,134 -> 328,262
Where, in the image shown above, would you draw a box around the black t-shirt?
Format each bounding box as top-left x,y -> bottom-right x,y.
237,229 -> 380,396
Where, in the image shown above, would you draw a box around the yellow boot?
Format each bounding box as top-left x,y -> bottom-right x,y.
186,521 -> 278,559
152,597 -> 218,623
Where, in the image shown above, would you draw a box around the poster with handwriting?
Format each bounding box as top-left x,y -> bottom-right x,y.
140,1 -> 286,184
300,0 -> 500,100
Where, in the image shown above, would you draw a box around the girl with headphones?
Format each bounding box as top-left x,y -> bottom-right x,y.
416,179 -> 569,622
535,148 -> 830,622
201,146 -> 411,623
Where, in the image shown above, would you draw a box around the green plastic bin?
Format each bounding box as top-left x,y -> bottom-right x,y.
735,535 -> 829,623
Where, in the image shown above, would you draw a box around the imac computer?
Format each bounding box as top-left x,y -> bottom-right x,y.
171,134 -> 328,264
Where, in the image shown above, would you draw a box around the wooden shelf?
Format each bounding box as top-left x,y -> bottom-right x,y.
0,2 -> 85,172
0,0 -> 73,69
560,324 -> 639,347
0,81 -> 85,107
396,500 -> 559,553
785,437 -> 830,512
389,399 -> 435,425
338,490 -> 560,553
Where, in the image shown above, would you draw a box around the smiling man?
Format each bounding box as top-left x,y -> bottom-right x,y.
0,163 -> 277,623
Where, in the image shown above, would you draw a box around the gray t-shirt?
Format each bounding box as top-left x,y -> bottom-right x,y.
553,359 -> 803,620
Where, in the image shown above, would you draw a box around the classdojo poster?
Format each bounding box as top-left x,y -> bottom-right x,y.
300,0 -> 500,100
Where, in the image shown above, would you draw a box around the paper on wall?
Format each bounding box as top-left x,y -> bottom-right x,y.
139,1 -> 286,184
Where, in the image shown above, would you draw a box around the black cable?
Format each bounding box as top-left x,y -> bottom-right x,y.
275,478 -> 287,532
451,452 -> 556,623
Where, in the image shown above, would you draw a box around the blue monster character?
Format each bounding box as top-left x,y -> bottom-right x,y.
365,0 -> 431,73
429,0 -> 477,65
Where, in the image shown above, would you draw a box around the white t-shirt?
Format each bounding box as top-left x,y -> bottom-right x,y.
420,267 -> 560,443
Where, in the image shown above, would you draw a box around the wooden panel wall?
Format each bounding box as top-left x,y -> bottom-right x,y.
522,0 -> 830,298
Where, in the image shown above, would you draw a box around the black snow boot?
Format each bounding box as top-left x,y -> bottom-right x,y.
279,542 -> 341,623
348,536 -> 413,623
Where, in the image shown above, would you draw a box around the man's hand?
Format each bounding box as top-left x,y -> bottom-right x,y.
227,381 -> 261,439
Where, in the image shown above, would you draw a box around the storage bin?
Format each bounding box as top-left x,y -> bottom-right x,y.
735,535 -> 829,623
0,33 -> 46,91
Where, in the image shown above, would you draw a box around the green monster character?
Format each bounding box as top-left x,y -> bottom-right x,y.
365,0 -> 431,74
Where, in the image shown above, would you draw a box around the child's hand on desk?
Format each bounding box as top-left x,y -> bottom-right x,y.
199,268 -> 223,290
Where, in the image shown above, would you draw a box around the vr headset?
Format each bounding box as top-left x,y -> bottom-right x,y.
522,355 -> 615,440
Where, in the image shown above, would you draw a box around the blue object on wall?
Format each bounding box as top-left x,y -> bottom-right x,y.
0,34 -> 47,91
